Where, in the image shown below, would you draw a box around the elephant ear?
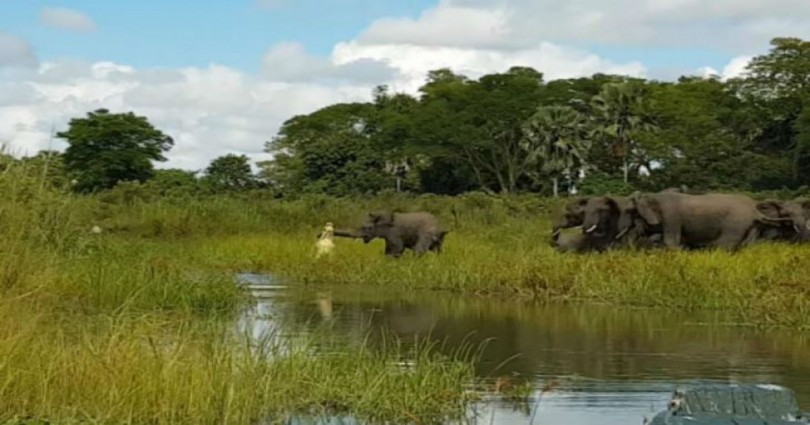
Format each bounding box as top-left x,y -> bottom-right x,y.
371,211 -> 395,226
634,195 -> 662,226
756,200 -> 784,218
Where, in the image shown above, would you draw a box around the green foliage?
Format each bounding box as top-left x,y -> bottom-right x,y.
203,153 -> 257,191
59,109 -> 173,193
522,105 -> 590,195
262,103 -> 391,196
253,37 -> 810,197
0,154 -> 479,425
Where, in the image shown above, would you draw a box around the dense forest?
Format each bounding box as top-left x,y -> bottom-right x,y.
15,37 -> 810,198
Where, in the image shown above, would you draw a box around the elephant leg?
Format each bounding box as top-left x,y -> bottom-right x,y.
413,235 -> 433,256
384,238 -> 405,258
661,223 -> 682,249
713,231 -> 746,251
739,225 -> 760,248
660,208 -> 682,249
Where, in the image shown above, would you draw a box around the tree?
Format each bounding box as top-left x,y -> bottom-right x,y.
58,109 -> 173,192
261,103 -> 388,196
522,106 -> 590,196
590,82 -> 658,183
413,67 -> 545,193
733,37 -> 810,184
203,154 -> 256,191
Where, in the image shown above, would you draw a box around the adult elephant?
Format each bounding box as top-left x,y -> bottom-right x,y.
629,192 -> 786,251
579,195 -> 663,251
551,197 -> 589,237
334,211 -> 448,258
756,198 -> 810,243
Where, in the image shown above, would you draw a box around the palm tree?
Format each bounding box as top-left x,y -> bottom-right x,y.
590,82 -> 658,183
522,106 -> 590,197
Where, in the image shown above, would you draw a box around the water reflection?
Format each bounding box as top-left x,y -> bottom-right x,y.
237,275 -> 810,425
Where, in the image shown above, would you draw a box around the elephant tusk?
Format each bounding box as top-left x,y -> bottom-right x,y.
795,224 -> 803,233
585,224 -> 597,234
615,228 -> 629,240
552,228 -> 561,237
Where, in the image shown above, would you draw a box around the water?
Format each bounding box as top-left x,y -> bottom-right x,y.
236,273 -> 810,425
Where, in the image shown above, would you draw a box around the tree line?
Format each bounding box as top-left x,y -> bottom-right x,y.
15,37 -> 810,198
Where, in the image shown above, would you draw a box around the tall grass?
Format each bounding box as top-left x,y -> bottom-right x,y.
159,209 -> 810,330
0,306 -> 477,425
86,184 -> 810,329
0,161 -> 482,425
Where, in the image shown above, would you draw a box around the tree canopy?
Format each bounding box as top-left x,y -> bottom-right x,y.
253,37 -> 810,197
31,36 -> 810,198
59,109 -> 173,192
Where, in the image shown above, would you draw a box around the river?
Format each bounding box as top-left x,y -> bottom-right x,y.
236,273 -> 810,425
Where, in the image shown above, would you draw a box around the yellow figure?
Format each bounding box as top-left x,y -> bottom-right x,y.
315,222 -> 335,258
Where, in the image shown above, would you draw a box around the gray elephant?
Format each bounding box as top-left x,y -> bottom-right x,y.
756,198 -> 810,243
335,211 -> 448,258
579,195 -> 663,251
628,192 -> 786,250
551,197 -> 589,237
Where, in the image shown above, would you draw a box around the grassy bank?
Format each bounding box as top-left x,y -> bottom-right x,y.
83,185 -> 810,329
0,164 -> 481,425
188,228 -> 810,329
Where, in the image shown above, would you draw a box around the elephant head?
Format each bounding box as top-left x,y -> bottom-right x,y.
631,193 -> 663,228
581,196 -> 634,238
756,199 -> 810,236
360,212 -> 395,243
552,197 -> 589,236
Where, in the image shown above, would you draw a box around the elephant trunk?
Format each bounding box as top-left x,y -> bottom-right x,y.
332,229 -> 362,239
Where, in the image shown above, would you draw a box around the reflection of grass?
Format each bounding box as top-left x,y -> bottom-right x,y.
0,163 -> 481,425
203,229 -> 810,329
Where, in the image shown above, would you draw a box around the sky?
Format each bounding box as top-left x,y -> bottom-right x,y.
1,0 -> 809,171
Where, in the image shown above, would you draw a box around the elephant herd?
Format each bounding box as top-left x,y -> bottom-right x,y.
326,189 -> 810,258
551,188 -> 810,253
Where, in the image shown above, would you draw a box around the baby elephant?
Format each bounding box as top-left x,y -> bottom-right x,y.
337,211 -> 449,258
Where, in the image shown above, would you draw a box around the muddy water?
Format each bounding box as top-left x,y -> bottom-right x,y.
236,274 -> 810,425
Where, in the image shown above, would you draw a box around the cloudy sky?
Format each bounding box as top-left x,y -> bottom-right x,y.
1,0 -> 807,170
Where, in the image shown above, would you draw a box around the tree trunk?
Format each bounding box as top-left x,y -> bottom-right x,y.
623,157 -> 629,184
396,177 -> 402,192
552,177 -> 559,197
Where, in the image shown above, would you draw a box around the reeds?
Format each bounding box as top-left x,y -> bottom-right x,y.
0,161 -> 481,425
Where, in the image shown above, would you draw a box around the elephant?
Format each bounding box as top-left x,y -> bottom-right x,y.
551,197 -> 589,236
579,195 -> 664,251
755,198 -> 810,243
334,211 -> 448,258
628,192 -> 787,251
550,231 -> 592,253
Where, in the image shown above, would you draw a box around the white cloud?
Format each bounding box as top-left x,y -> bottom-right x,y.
262,42 -> 397,83
0,32 -> 37,67
0,60 -> 370,170
333,41 -> 645,92
40,7 -> 96,33
697,55 -> 752,80
359,0 -> 810,51
720,55 -> 753,80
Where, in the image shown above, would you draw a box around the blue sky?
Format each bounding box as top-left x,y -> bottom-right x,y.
1,0 -> 436,72
1,0 -> 804,169
1,0 -> 743,74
